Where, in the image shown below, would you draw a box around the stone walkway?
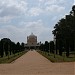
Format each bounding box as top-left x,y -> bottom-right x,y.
0,50 -> 74,75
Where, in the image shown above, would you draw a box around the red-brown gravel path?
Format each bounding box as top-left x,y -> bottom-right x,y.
0,50 -> 74,75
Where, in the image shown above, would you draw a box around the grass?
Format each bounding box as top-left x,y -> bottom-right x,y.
0,50 -> 28,64
37,50 -> 75,63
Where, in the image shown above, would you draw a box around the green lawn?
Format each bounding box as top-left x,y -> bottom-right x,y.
0,50 -> 28,64
37,50 -> 75,62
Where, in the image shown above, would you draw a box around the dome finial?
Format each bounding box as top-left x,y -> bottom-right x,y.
31,32 -> 33,35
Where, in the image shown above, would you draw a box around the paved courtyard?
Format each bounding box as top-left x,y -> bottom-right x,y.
0,50 -> 74,75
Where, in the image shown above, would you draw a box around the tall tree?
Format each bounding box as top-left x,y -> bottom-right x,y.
44,41 -> 49,52
0,41 -> 4,57
52,5 -> 75,57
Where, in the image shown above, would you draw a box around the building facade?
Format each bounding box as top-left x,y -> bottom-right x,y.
27,33 -> 37,46
25,33 -> 40,49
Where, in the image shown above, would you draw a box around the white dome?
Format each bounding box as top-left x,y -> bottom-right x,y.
29,33 -> 36,37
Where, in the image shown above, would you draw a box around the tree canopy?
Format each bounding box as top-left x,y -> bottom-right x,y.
52,5 -> 75,57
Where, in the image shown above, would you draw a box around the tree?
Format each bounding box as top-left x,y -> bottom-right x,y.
16,42 -> 21,53
52,5 -> 75,57
1,38 -> 11,56
44,41 -> 49,52
21,42 -> 25,51
0,41 -> 4,57
39,43 -> 44,51
50,41 -> 54,53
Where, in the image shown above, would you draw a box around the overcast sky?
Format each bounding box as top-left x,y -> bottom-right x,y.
0,0 -> 74,43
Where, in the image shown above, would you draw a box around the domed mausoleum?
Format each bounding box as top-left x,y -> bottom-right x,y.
25,33 -> 40,49
27,33 -> 37,46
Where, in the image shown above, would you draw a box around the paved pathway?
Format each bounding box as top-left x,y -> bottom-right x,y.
0,50 -> 74,75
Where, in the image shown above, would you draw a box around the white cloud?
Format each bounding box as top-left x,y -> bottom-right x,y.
0,0 -> 27,15
20,20 -> 52,42
0,20 -> 51,43
0,0 -> 73,43
0,25 -> 25,42
45,0 -> 56,5
39,0 -> 45,2
74,0 -> 75,5
27,0 -> 65,16
28,7 -> 43,16
51,16 -> 58,21
46,5 -> 65,13
45,0 -> 66,5
21,20 -> 50,35
0,16 -> 15,23
0,0 -> 28,22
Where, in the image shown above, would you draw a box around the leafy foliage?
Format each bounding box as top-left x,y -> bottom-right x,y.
52,5 -> 75,57
0,38 -> 25,58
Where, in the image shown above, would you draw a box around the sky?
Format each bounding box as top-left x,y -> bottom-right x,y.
0,0 -> 74,43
